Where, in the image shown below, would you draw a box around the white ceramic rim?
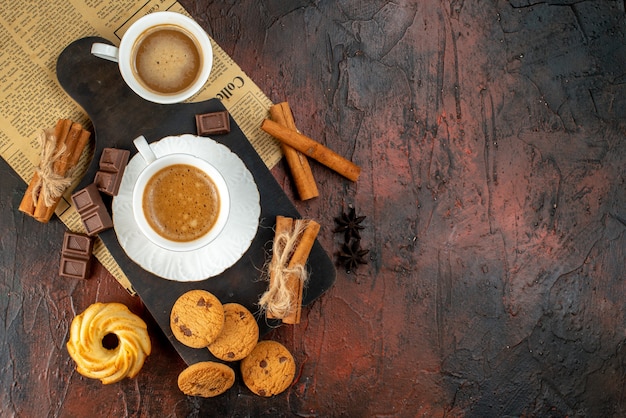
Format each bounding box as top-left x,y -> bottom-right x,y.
132,153 -> 230,252
118,11 -> 213,104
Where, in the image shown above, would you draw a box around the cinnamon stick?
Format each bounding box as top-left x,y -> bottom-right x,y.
52,122 -> 83,175
261,118 -> 361,182
67,129 -> 92,170
269,103 -> 319,200
18,173 -> 40,215
282,219 -> 320,324
54,119 -> 73,158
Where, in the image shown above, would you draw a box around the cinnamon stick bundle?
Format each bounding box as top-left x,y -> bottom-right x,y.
19,119 -> 72,216
261,118 -> 361,182
269,102 -> 319,200
260,216 -> 320,324
19,119 -> 92,223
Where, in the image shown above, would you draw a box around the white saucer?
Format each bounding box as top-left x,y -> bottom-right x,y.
112,134 -> 260,281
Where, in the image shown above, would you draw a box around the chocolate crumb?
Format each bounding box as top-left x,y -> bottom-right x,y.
260,360 -> 267,368
179,324 -> 193,337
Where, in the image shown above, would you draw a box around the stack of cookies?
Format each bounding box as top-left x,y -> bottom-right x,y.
170,289 -> 296,398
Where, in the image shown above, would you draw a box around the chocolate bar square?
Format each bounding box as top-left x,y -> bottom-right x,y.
71,183 -> 113,236
82,209 -> 112,234
196,111 -> 231,136
94,171 -> 115,194
59,231 -> 93,279
95,148 -> 129,196
62,231 -> 94,256
59,258 -> 90,279
99,148 -> 128,172
72,183 -> 100,213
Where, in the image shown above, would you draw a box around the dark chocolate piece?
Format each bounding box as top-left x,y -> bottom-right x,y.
95,148 -> 129,196
71,183 -> 113,236
59,231 -> 93,279
196,110 -> 230,136
94,171 -> 115,194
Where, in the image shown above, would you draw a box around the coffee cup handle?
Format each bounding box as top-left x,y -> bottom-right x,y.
133,136 -> 157,164
91,43 -> 120,63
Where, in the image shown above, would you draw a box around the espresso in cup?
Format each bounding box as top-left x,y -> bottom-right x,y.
133,26 -> 202,96
142,163 -> 220,242
132,136 -> 230,252
91,12 -> 213,104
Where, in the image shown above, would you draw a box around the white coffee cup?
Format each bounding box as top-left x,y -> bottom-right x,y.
132,136 -> 229,252
91,12 -> 213,104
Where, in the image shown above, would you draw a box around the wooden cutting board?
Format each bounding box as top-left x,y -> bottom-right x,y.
56,37 -> 336,365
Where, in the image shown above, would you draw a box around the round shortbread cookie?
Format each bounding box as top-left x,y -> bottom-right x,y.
177,361 -> 235,397
170,289 -> 224,348
240,340 -> 296,397
208,303 -> 259,361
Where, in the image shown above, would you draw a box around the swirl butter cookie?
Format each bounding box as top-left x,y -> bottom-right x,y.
240,340 -> 296,397
66,302 -> 151,384
177,361 -> 235,397
170,290 -> 224,348
208,303 -> 259,361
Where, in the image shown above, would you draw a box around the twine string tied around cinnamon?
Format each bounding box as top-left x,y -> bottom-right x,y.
31,129 -> 72,207
259,219 -> 310,318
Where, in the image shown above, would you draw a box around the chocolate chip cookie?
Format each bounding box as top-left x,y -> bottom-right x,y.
208,303 -> 259,361
170,289 -> 224,348
240,340 -> 296,397
177,361 -> 235,397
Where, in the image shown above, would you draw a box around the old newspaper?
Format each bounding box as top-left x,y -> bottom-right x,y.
0,0 -> 281,293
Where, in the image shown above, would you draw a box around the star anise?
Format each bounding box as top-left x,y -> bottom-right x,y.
334,207 -> 366,241
337,239 -> 369,272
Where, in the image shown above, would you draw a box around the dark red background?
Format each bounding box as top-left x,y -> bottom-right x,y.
1,1 -> 625,416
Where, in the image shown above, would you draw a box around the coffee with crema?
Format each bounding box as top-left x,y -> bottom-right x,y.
142,164 -> 220,242
132,25 -> 202,95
